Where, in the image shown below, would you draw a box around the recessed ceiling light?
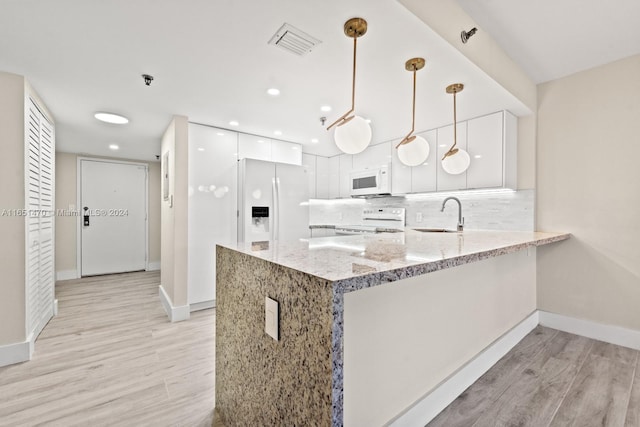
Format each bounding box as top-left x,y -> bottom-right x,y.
320,105 -> 332,112
267,88 -> 280,96
474,155 -> 483,159
439,144 -> 447,148
109,144 -> 119,150
95,112 -> 129,124
197,147 -> 205,152
257,140 -> 265,143
217,132 -> 225,136
311,138 -> 319,143
274,130 -> 282,136
291,146 -> 299,150
229,120 -> 239,126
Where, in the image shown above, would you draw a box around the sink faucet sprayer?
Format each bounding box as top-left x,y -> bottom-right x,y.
441,197 -> 464,231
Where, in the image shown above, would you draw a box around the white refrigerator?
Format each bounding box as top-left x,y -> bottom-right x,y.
238,158 -> 310,243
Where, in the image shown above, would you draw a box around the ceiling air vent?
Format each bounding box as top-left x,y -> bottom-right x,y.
268,23 -> 321,56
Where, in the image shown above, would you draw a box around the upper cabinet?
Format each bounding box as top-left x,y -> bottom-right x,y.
467,111 -> 517,190
409,129 -> 437,194
316,156 -> 330,199
352,142 -> 391,171
238,134 -> 302,165
437,122 -> 468,191
302,153 -> 317,199
338,154 -> 353,198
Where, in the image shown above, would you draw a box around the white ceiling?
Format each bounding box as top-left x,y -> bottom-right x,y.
9,1 -> 635,162
457,0 -> 640,84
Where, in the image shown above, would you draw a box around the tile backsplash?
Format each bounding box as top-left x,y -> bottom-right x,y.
309,189 -> 534,231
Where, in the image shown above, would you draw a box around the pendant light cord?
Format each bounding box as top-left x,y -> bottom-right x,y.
396,66 -> 417,148
327,35 -> 359,130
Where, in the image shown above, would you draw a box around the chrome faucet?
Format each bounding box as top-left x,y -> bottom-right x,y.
441,196 -> 464,231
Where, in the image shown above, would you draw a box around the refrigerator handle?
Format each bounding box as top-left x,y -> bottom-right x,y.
272,177 -> 279,241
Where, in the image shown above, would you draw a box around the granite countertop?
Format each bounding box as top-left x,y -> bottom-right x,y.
220,229 -> 569,289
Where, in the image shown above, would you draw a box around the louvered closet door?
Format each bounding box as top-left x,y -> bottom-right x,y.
26,98 -> 55,340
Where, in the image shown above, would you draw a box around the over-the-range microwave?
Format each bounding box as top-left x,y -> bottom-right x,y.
349,165 -> 391,197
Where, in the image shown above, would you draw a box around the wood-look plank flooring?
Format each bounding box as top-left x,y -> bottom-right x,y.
428,326 -> 640,427
0,271 -> 216,427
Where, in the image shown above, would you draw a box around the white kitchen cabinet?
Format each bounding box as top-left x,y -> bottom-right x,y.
410,129 -> 438,193
352,142 -> 391,170
390,139 -> 412,195
339,154 -> 353,198
467,111 -> 517,189
238,133 -> 271,162
316,156 -> 330,199
188,124 -> 238,306
437,122 -> 468,191
302,153 -> 317,199
272,139 -> 303,165
328,155 -> 340,198
238,134 -> 302,165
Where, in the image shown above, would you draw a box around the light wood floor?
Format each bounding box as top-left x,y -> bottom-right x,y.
429,326 -> 640,427
0,271 -> 216,427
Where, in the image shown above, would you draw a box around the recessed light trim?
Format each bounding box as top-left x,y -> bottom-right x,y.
217,132 -> 225,136
267,88 -> 280,96
311,138 -> 319,143
108,144 -> 119,150
229,120 -> 239,126
320,105 -> 332,112
274,130 -> 282,136
95,112 -> 129,124
197,147 -> 205,152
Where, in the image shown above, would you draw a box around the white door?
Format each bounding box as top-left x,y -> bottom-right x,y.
80,160 -> 147,276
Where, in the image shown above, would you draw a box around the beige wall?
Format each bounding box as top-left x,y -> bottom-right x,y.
160,116 -> 189,309
0,72 -> 27,345
537,55 -> 640,330
54,154 -> 162,275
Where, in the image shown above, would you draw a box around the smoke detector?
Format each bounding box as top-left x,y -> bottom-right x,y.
268,23 -> 321,56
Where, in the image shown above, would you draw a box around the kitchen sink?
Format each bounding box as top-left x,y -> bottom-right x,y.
413,228 -> 457,233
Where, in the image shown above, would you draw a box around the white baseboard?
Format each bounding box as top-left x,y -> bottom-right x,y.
389,311 -> 539,427
147,261 -> 161,271
158,285 -> 190,322
0,339 -> 31,367
190,299 -> 216,312
56,269 -> 79,281
539,310 -> 640,351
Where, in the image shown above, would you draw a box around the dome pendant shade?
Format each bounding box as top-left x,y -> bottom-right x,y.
397,135 -> 430,167
327,18 -> 372,154
334,115 -> 372,154
442,149 -> 470,174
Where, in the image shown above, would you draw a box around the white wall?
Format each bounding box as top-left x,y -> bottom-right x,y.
344,248 -> 537,425
160,116 -> 189,316
54,153 -> 161,277
536,54 -> 640,330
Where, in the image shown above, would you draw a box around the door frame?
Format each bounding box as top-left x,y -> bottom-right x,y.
76,157 -> 149,276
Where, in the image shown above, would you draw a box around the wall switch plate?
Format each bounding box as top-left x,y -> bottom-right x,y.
265,297 -> 279,341
416,212 -> 423,223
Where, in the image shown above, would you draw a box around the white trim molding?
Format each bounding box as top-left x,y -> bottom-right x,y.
147,261 -> 161,271
56,270 -> 79,281
389,311 -> 539,427
190,299 -> 215,312
159,285 -> 190,322
539,310 -> 640,351
0,340 -> 31,367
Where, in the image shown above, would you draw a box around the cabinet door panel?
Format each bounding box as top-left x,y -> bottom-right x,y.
328,156 -> 340,199
238,134 -> 271,161
339,154 -> 353,198
467,112 -> 503,189
272,139 -> 302,165
302,153 -> 317,199
316,156 -> 330,199
437,123 -> 467,191
410,129 -> 437,193
352,142 -> 391,170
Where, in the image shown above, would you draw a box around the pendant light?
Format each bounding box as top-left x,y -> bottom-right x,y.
396,57 -> 430,167
442,83 -> 471,175
327,18 -> 372,155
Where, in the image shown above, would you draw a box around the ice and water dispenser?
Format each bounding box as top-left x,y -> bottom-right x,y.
251,206 -> 270,234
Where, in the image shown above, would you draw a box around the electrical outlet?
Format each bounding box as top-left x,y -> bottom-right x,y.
416,212 -> 423,223
265,297 -> 279,341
